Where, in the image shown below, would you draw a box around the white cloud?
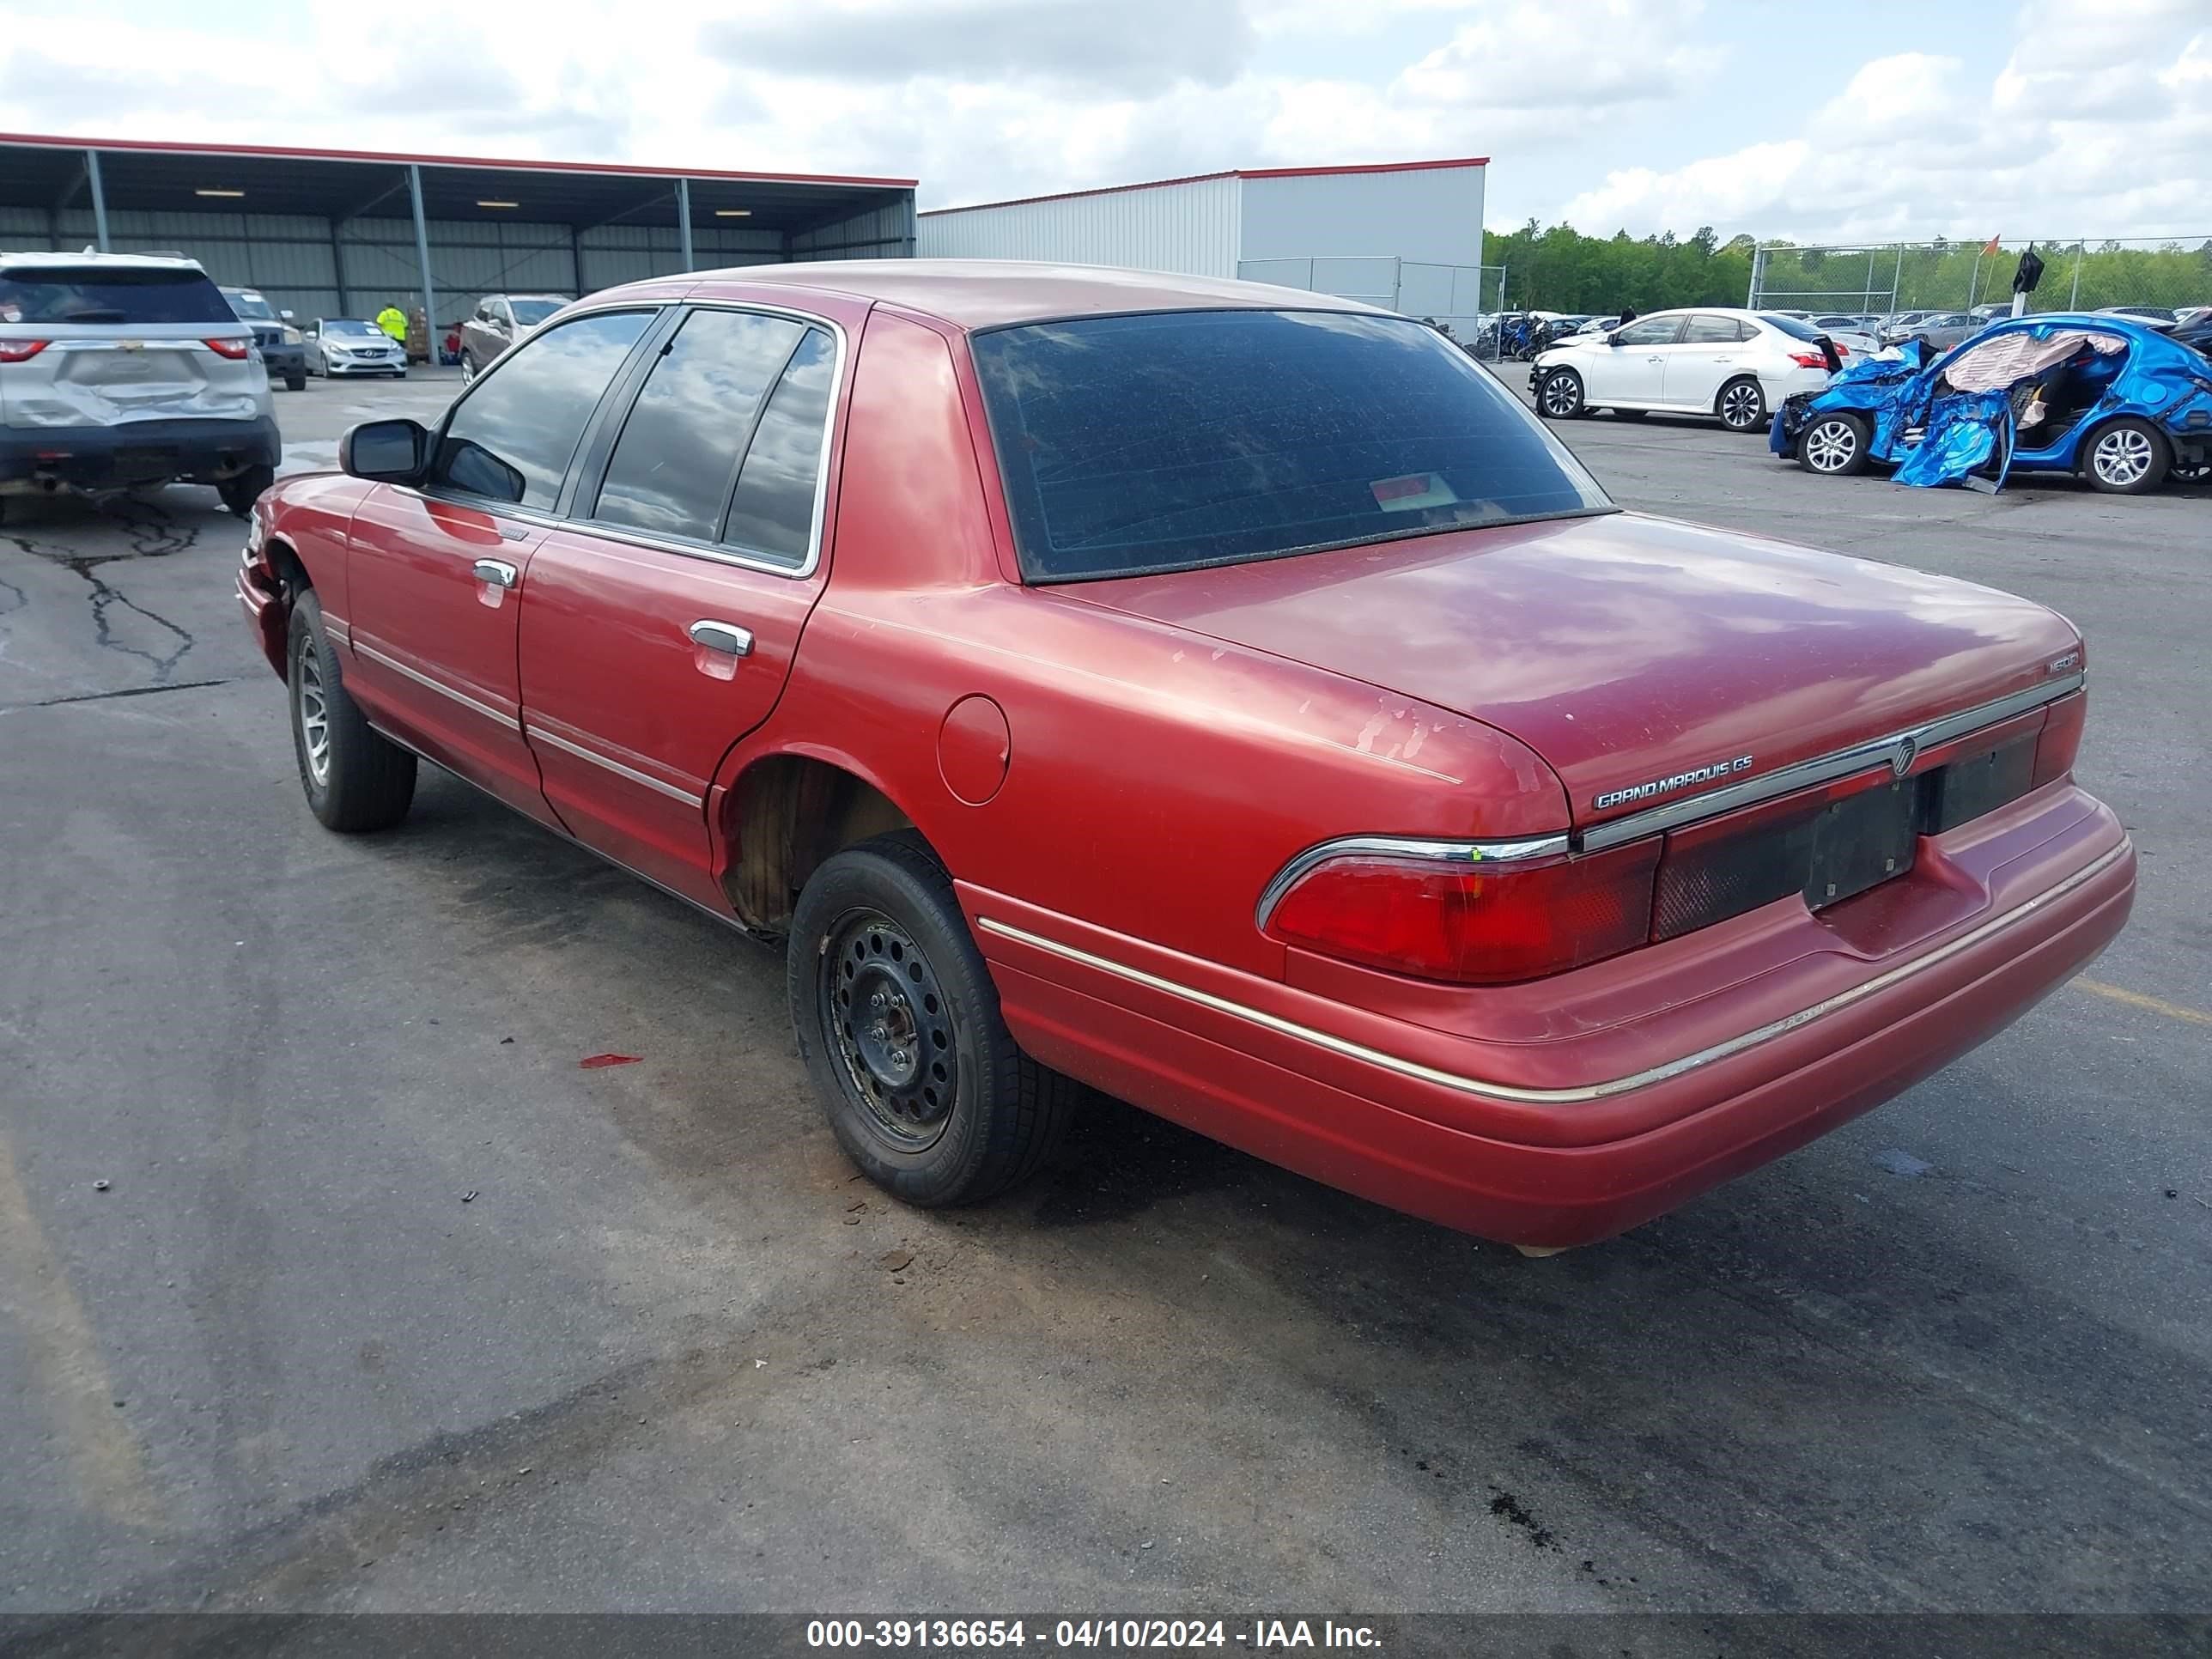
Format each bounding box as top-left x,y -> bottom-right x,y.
1556,5 -> 2212,240
0,0 -> 2202,243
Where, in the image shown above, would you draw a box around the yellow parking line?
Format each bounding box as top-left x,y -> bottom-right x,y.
2073,978 -> 2212,1028
0,1132 -> 165,1529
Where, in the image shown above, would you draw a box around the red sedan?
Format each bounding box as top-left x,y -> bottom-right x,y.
236,262 -> 2134,1250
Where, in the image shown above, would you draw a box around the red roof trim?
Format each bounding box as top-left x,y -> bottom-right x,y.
1237,157 -> 1488,180
0,131 -> 915,191
921,156 -> 1486,216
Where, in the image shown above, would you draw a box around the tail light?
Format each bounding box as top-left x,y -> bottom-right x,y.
1790,351 -> 1829,369
204,337 -> 252,360
1264,841 -> 1659,985
2033,690 -> 2086,788
0,339 -> 50,362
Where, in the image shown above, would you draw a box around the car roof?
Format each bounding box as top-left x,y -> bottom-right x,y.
0,249 -> 207,271
626,258 -> 1381,331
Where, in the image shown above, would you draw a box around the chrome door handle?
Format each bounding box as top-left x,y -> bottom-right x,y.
472,559 -> 518,588
689,619 -> 754,657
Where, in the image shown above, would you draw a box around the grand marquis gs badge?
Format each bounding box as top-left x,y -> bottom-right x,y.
1593,755 -> 1754,812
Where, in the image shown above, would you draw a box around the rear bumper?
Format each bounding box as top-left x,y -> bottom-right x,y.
968,787 -> 2134,1247
0,416 -> 281,491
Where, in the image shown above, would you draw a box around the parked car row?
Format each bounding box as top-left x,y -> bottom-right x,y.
1525,299 -> 2211,495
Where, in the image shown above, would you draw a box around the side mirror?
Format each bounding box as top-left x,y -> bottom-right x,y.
340,418 -> 429,482
1607,333 -> 1626,346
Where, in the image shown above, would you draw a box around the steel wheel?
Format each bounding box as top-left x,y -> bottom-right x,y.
2091,427 -> 2154,489
821,908 -> 958,1151
294,635 -> 331,787
1718,379 -> 1765,431
1804,416 -> 1860,472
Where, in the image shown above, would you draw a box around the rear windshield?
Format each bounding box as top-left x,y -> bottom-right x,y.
0,265 -> 233,326
971,309 -> 1612,583
510,298 -> 564,326
1759,313 -> 1827,341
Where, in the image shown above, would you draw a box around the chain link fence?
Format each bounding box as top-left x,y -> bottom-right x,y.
1237,257 -> 1506,350
1749,237 -> 2212,319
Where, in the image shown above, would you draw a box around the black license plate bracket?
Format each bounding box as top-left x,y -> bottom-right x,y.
1804,778 -> 1918,911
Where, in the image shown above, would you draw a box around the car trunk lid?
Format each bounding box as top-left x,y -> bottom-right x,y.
1065,512 -> 2081,832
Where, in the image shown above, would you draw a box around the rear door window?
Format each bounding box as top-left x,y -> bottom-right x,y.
721,328 -> 837,566
0,265 -> 234,326
429,310 -> 654,509
589,307 -> 807,543
1681,314 -> 1746,343
972,308 -> 1610,582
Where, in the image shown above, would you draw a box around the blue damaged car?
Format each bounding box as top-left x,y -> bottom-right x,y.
1771,313 -> 2212,495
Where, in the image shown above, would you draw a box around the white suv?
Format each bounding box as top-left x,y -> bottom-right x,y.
0,251 -> 279,519
1528,308 -> 1844,434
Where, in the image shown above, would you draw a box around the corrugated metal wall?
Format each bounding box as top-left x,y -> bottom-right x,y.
3,204 -> 881,331
790,198 -> 916,262
916,175 -> 1242,276
1237,167 -> 1484,271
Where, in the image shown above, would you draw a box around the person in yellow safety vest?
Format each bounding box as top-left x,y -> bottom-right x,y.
375,304 -> 407,347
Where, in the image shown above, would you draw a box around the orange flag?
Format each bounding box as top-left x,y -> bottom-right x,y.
1981,234 -> 2002,255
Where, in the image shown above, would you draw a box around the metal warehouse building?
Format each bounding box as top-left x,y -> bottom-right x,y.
0,132 -> 915,339
917,158 -> 1488,329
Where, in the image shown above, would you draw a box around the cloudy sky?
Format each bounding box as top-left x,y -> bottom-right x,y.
1,0 -> 2205,242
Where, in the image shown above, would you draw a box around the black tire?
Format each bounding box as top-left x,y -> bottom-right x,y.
460,352 -> 478,386
2172,455 -> 2210,486
219,464 -> 276,518
789,831 -> 1074,1207
1796,410 -> 1871,476
287,590 -> 416,833
1716,376 -> 1766,433
285,372 -> 307,392
2079,416 -> 2169,495
1536,368 -> 1584,420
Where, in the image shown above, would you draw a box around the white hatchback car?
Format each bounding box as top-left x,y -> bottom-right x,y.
1528,308 -> 1843,434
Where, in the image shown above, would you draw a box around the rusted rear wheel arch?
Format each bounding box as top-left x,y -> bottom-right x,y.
720,754 -> 919,936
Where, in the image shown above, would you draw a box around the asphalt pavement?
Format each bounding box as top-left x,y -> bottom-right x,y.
2,365 -> 2207,1620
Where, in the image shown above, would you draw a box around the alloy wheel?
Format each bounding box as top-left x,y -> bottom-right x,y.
2092,428 -> 2154,489
1721,382 -> 1763,428
295,638 -> 331,787
1540,374 -> 1579,417
821,908 -> 958,1150
1805,419 -> 1858,471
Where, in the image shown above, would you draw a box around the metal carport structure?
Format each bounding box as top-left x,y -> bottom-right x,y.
0,132 -> 915,343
